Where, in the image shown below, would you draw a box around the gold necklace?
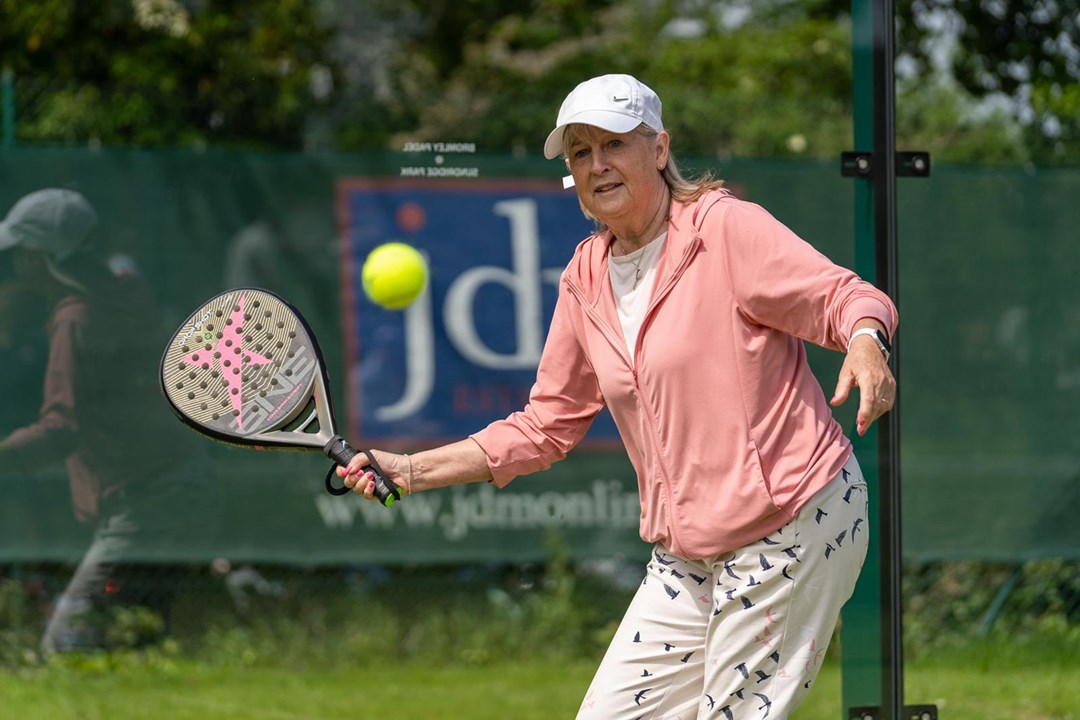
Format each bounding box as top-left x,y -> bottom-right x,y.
631,252 -> 645,289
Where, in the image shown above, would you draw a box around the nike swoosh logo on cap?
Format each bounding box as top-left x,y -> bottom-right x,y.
612,95 -> 630,101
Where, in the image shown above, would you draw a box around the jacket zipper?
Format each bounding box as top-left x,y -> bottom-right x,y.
563,233 -> 704,557
563,282 -> 632,367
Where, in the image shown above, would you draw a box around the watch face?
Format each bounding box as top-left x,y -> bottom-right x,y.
875,330 -> 893,353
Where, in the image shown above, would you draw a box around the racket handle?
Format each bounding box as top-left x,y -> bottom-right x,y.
323,436 -> 402,508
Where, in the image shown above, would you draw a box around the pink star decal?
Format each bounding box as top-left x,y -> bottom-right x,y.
186,294 -> 273,429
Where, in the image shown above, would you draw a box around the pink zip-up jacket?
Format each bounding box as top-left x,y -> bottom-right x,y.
470,190 -> 898,559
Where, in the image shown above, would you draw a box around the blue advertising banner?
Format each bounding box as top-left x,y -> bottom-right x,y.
336,179 -> 622,447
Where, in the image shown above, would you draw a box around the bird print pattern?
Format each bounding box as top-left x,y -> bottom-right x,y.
576,460 -> 869,720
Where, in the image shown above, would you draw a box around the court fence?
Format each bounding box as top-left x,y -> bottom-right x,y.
0,146 -> 1076,666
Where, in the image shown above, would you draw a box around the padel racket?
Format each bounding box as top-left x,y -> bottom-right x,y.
160,287 -> 401,506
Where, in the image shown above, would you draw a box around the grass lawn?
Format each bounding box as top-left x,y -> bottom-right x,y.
0,661 -> 594,720
1,650 -> 1077,720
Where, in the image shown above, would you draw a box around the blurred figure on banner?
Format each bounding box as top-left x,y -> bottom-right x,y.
223,184 -> 337,335
0,188 -> 219,654
0,278 -> 48,430
337,74 -> 898,719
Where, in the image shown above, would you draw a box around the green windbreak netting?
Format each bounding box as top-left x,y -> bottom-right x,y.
896,165 -> 1080,561
0,148 -> 1075,563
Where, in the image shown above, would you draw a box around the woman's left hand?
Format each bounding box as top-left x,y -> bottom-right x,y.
830,330 -> 896,436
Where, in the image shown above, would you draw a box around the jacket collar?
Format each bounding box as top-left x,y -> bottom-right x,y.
564,189 -> 729,306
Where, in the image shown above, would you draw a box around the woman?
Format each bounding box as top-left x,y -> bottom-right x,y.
338,74 -> 897,719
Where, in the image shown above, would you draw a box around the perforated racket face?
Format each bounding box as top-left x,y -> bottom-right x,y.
160,288 -> 331,449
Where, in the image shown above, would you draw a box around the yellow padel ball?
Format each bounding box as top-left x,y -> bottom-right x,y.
361,242 -> 428,310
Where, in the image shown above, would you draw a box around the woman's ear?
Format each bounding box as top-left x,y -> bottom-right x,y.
655,131 -> 671,170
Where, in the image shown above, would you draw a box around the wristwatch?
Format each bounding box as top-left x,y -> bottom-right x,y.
848,327 -> 892,361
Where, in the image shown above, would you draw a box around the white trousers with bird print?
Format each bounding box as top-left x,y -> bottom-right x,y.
577,455 -> 869,720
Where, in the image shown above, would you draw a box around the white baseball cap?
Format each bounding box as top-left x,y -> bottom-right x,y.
543,74 -> 664,160
0,188 -> 98,262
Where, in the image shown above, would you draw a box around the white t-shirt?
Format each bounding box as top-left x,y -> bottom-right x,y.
608,233 -> 667,365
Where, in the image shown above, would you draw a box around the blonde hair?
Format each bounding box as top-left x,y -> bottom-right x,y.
562,123 -> 724,230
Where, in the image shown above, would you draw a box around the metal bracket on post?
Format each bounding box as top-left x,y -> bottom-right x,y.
841,151 -> 874,177
849,704 -> 940,720
896,151 -> 930,177
841,151 -> 931,178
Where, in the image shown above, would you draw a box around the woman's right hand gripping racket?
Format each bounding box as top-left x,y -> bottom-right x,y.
159,287 -> 402,507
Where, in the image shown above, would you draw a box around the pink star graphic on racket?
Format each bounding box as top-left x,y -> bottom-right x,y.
186,294 -> 272,429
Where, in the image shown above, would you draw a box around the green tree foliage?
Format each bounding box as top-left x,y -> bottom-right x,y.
650,18 -> 853,160
336,0 -> 624,153
0,0 -> 1063,164
897,0 -> 1080,163
338,1 -> 855,160
339,0 -> 1031,164
895,79 -> 1028,164
0,0 -> 338,148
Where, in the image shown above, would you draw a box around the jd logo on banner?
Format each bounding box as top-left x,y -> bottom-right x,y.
337,179 -> 620,445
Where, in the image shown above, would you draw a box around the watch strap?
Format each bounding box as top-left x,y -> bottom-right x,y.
848,327 -> 891,359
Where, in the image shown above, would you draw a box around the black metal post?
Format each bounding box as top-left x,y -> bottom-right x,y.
871,1 -> 904,719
